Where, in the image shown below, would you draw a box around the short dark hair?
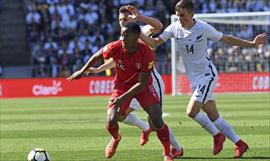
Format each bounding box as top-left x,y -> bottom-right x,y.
119,6 -> 131,14
122,22 -> 141,35
175,0 -> 194,12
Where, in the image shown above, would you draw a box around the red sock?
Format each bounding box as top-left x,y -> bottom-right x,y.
156,124 -> 170,156
106,123 -> 119,140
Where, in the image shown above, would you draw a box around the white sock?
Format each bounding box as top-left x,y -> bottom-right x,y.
214,116 -> 240,143
193,112 -> 219,136
122,113 -> 149,131
168,128 -> 182,150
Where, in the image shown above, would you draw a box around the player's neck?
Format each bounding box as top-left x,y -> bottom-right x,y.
125,43 -> 139,54
184,19 -> 196,30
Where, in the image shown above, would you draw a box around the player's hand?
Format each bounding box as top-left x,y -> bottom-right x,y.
85,67 -> 99,75
67,70 -> 84,82
253,33 -> 267,48
127,5 -> 140,20
110,96 -> 124,108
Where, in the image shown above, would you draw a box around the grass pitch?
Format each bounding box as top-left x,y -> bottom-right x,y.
0,93 -> 269,161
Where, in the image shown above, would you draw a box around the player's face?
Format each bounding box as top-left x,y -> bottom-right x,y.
121,27 -> 139,51
176,8 -> 194,28
119,12 -> 133,28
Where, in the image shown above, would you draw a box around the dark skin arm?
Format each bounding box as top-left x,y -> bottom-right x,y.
110,70 -> 151,107
67,50 -> 103,81
140,33 -> 164,48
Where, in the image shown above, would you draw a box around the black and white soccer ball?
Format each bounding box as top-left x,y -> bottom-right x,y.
27,148 -> 51,161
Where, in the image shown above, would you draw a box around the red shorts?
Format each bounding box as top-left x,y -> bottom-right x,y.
107,83 -> 160,115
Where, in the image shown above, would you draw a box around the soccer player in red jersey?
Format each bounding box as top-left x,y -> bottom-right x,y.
85,5 -> 183,158
67,22 -> 174,161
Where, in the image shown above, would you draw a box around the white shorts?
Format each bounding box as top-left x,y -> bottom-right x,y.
191,64 -> 218,104
129,68 -> 164,110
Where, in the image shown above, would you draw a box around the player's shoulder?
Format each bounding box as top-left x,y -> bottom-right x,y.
103,40 -> 122,52
139,42 -> 152,52
196,19 -> 207,25
195,19 -> 212,28
164,21 -> 184,33
138,42 -> 155,59
106,40 -> 122,48
167,21 -> 179,29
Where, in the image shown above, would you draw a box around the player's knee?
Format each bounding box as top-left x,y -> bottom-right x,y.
107,120 -> 117,127
147,117 -> 157,131
118,114 -> 127,122
186,104 -> 200,118
107,117 -> 118,127
186,110 -> 197,118
207,113 -> 219,122
150,116 -> 164,129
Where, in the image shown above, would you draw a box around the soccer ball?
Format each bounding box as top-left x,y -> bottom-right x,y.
27,148 -> 51,161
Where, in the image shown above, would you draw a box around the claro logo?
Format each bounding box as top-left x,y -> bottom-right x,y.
89,80 -> 114,94
252,76 -> 269,90
32,80 -> 63,96
0,84 -> 2,96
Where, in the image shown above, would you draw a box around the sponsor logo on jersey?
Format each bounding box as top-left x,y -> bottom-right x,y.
196,34 -> 203,42
135,62 -> 141,69
116,59 -> 125,71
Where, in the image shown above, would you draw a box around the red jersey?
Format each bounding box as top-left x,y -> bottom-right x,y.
101,40 -> 155,88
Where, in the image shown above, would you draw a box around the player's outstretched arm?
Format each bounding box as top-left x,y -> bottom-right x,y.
140,33 -> 164,48
85,58 -> 115,75
67,50 -> 103,81
127,5 -> 162,34
111,71 -> 151,107
221,33 -> 267,48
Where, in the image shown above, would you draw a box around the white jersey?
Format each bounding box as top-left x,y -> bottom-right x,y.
159,19 -> 223,85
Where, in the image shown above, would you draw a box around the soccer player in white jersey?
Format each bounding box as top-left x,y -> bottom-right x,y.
140,0 -> 267,158
86,5 -> 183,159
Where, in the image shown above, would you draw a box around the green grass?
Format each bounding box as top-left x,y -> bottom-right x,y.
0,93 -> 269,161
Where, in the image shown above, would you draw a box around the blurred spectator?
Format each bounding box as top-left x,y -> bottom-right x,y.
25,0 -> 270,77
59,66 -> 70,77
26,5 -> 41,25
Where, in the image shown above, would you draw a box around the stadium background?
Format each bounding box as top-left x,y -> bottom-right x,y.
0,0 -> 269,97
0,1 -> 269,161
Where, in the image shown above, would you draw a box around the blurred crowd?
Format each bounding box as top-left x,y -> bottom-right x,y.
25,0 -> 270,77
